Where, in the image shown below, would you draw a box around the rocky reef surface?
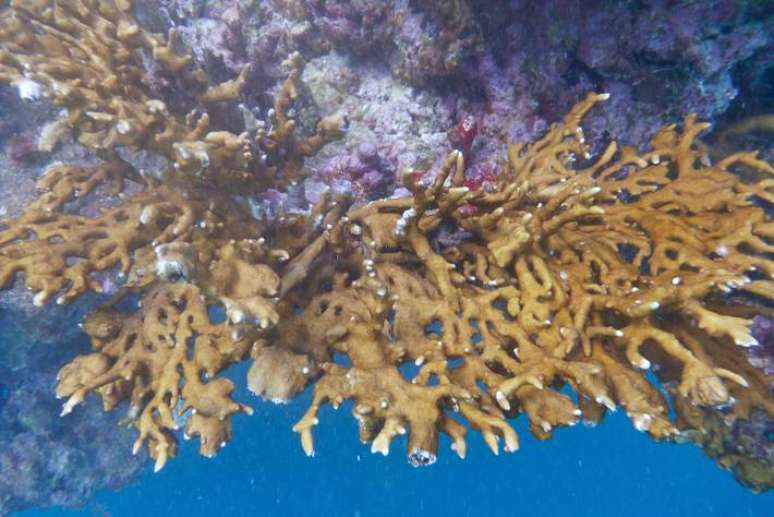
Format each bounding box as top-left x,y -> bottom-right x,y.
0,96 -> 146,515
136,0 -> 772,168
0,301 -> 145,515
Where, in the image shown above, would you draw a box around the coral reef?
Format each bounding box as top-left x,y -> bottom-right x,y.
673,313 -> 774,493
0,0 -> 772,499
146,0 -> 481,86
0,0 -> 343,472
749,316 -> 774,380
135,0 -> 772,200
675,403 -> 773,493
299,51 -> 453,203
278,94 -> 774,471
452,0 -> 773,170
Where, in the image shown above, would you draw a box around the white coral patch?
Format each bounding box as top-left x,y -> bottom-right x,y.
15,78 -> 44,101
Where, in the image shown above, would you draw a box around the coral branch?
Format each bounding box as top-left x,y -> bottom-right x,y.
273,92 -> 773,475
0,0 -> 343,467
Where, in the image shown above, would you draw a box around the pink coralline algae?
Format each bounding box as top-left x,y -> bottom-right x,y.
134,0 -> 771,175
730,410 -> 774,470
750,316 -> 774,384
451,0 -> 772,158
5,133 -> 39,164
306,142 -> 397,204
307,0 -> 392,55
449,115 -> 478,156
175,4 -> 248,75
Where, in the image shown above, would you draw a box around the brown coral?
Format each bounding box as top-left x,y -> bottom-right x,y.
0,0 -> 345,192
0,1 -> 771,490
0,0 -> 343,468
271,93 -> 773,471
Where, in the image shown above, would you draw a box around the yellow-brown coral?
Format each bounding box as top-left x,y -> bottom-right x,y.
0,0 -> 345,192
0,0 -> 343,470
0,0 -> 771,489
273,93 -> 773,468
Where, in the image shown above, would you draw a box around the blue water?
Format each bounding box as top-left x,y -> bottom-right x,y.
20,362 -> 772,517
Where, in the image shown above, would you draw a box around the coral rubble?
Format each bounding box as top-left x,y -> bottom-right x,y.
0,0 -> 772,495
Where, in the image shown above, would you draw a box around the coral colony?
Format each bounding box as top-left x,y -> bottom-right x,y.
0,0 -> 772,492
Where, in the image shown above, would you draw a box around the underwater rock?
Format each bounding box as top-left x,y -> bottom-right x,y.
128,0 -> 772,181
750,316 -> 774,382
454,0 -> 772,162
0,301 -> 145,515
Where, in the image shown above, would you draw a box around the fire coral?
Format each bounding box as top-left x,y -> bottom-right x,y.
0,0 -> 771,490
0,0 -> 345,471
282,94 -> 774,473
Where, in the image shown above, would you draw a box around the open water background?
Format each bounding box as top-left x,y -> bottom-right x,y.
17,361 -> 773,517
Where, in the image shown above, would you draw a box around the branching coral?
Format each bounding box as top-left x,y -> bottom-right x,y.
0,0 -> 772,491
271,93 -> 774,473
0,0 -> 345,193
0,0 -> 343,470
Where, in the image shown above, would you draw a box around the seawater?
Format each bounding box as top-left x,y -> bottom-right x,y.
21,362 -> 774,517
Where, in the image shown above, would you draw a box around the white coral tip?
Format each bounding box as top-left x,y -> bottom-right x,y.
495,390 -> 510,411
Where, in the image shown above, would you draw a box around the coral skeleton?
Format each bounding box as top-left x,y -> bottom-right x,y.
0,0 -> 771,489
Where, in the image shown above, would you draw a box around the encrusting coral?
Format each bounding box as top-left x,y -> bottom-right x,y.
0,0 -> 772,489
